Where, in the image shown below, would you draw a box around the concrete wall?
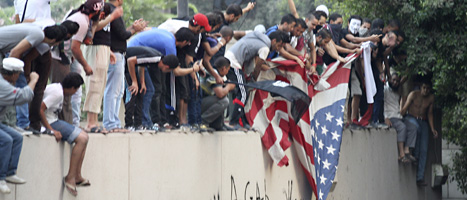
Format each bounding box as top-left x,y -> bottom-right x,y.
0,129 -> 443,200
442,139 -> 467,199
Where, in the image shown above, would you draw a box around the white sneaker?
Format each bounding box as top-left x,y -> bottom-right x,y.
12,126 -> 32,136
0,180 -> 11,194
5,175 -> 26,184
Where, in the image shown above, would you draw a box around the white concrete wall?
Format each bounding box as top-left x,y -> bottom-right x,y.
442,139 -> 467,199
0,129 -> 443,200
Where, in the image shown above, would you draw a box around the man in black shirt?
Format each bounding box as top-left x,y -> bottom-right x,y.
103,0 -> 147,133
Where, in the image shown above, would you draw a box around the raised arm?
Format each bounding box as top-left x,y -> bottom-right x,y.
400,91 -> 414,115
287,0 -> 299,18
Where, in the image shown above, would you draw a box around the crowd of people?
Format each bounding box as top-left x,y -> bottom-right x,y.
0,0 -> 438,196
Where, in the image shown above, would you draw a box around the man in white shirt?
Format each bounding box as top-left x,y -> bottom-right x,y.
384,73 -> 417,163
40,72 -> 89,196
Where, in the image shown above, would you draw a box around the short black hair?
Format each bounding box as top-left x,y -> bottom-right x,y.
61,72 -> 84,89
44,25 -> 67,41
213,57 -> 230,70
175,27 -> 195,42
395,30 -> 405,40
295,18 -> 308,29
280,14 -> 297,25
371,18 -> 384,30
313,11 -> 327,20
348,15 -> 362,24
387,19 -> 401,29
162,54 -> 179,69
225,4 -> 242,16
362,18 -> 372,25
305,12 -> 316,20
219,26 -> 233,38
206,12 -> 223,29
61,20 -> 79,35
316,28 -> 332,39
0,68 -> 18,75
329,13 -> 342,22
268,30 -> 285,43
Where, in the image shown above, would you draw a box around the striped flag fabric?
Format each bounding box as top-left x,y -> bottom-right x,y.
245,53 -> 359,200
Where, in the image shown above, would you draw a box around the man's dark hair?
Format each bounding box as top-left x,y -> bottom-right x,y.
268,30 -> 285,43
371,18 -> 384,30
313,11 -> 327,20
225,4 -> 242,16
0,69 -> 17,76
44,25 -> 67,41
387,19 -> 401,29
305,12 -> 316,20
280,14 -> 297,25
220,26 -> 233,38
213,57 -> 230,70
317,28 -> 332,39
175,27 -> 195,42
56,26 -> 69,41
348,15 -> 362,24
329,13 -> 342,22
296,18 -> 308,29
61,72 -> 84,89
206,12 -> 223,29
162,55 -> 180,69
362,18 -> 372,25
387,30 -> 399,38
60,20 -> 79,35
395,30 -> 405,40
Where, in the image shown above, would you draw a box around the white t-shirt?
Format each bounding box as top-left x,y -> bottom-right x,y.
157,19 -> 189,34
67,12 -> 90,43
14,0 -> 55,23
42,83 -> 64,124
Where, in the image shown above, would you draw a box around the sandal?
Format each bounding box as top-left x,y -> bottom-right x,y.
76,179 -> 91,187
398,156 -> 410,163
86,126 -> 108,134
63,177 -> 77,196
405,153 -> 417,162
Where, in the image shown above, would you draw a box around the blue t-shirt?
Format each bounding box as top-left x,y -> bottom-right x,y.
127,28 -> 177,56
265,25 -> 279,59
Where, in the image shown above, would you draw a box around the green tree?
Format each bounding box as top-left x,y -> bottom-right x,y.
318,0 -> 467,194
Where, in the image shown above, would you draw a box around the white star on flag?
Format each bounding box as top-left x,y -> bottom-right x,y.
335,117 -> 343,127
319,190 -> 324,200
315,120 -> 320,129
325,112 -> 334,122
317,153 -> 321,164
331,131 -> 340,141
326,144 -> 336,155
322,159 -> 331,170
341,105 -> 345,113
320,173 -> 328,185
321,125 -> 328,135
318,139 -> 324,150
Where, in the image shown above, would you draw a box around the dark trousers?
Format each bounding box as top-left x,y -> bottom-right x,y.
226,68 -> 249,126
187,75 -> 202,125
124,72 -> 143,127
149,67 -> 167,126
29,51 -> 52,130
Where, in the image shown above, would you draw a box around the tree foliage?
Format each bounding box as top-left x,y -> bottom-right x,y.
319,0 -> 467,194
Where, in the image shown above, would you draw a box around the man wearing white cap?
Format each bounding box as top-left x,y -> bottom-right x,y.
0,58 -> 39,194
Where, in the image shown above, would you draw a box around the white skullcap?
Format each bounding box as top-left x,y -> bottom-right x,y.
254,24 -> 266,34
316,5 -> 329,17
2,57 -> 24,72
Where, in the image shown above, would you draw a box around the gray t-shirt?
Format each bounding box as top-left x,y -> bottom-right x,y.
0,23 -> 44,54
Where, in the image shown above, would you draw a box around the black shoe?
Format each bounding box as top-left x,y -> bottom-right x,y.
24,126 -> 41,135
416,180 -> 427,187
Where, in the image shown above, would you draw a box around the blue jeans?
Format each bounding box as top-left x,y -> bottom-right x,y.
142,69 -> 155,127
70,61 -> 83,127
0,123 -> 23,180
188,75 -> 202,125
15,73 -> 29,128
405,115 -> 429,181
50,120 -> 81,144
103,52 -> 125,130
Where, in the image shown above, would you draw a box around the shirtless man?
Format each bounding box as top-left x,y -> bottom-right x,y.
400,82 -> 438,186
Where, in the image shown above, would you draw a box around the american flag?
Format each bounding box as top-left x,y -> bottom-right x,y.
245,53 -> 359,200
